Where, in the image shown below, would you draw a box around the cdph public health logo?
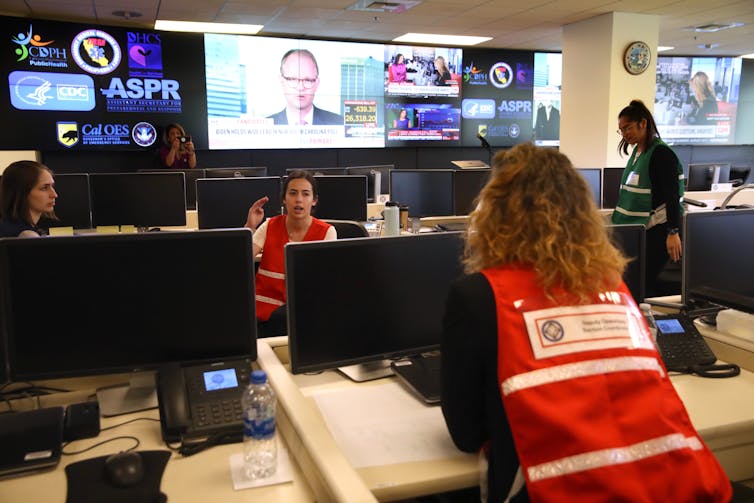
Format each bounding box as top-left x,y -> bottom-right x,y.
10,24 -> 67,66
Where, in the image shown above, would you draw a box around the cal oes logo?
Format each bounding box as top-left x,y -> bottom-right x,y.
489,62 -> 513,89
57,122 -> 79,148
71,29 -> 121,75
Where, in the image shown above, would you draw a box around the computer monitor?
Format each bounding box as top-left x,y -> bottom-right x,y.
0,230 -> 257,412
607,224 -> 646,303
453,168 -> 490,215
686,163 -> 731,191
311,175 -> 368,221
576,168 -> 602,208
390,169 -> 454,217
602,167 -> 624,209
204,167 -> 269,178
37,173 -> 92,230
286,232 -> 464,376
138,169 -> 206,210
682,209 -> 754,314
89,173 -> 186,228
197,177 -> 282,229
730,165 -> 751,186
286,167 -> 348,176
346,165 -> 393,202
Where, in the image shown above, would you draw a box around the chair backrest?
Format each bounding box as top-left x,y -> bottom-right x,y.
323,219 -> 369,239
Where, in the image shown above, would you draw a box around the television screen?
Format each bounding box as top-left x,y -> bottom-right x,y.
90,172 -> 186,227
0,229 -> 257,380
453,168 -> 490,215
655,56 -> 743,145
37,173 -> 92,229
682,209 -> 754,313
532,52 -> 562,147
383,45 -> 462,98
386,102 -> 460,143
197,177 -> 281,229
390,169 -> 454,217
205,34 -> 385,149
311,175 -> 367,221
286,232 -> 464,374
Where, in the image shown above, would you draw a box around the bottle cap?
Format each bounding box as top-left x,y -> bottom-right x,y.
385,201 -> 398,207
638,303 -> 651,312
250,369 -> 267,384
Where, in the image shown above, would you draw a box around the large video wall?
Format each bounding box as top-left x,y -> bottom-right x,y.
1,14 -> 751,152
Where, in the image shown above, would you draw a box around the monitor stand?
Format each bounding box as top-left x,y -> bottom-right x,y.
96,371 -> 158,417
337,360 -> 394,382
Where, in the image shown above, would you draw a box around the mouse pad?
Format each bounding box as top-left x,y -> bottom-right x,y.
65,450 -> 170,503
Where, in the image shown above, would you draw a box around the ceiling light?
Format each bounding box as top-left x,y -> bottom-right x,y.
112,10 -> 142,20
657,46 -> 674,52
347,0 -> 420,13
154,20 -> 263,35
685,22 -> 744,33
741,53 -> 754,59
698,43 -> 720,49
393,33 -> 492,46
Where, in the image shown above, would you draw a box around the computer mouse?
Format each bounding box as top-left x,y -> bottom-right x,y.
103,451 -> 145,487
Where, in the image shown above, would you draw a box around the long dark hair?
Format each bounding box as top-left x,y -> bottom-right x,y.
617,99 -> 660,156
0,160 -> 56,224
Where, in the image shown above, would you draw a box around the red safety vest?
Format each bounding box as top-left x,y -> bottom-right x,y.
255,215 -> 330,321
482,266 -> 731,503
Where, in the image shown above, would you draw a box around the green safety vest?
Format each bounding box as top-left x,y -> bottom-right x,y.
611,138 -> 684,227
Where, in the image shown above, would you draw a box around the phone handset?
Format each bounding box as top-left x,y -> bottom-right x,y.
157,363 -> 191,443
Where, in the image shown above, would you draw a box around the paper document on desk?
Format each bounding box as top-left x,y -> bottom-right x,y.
311,381 -> 464,467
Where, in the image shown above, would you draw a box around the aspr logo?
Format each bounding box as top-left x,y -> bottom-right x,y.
127,32 -> 163,78
462,99 -> 496,119
57,122 -> 79,148
11,24 -> 67,68
489,62 -> 514,89
9,71 -> 95,111
71,29 -> 122,75
132,122 -> 157,147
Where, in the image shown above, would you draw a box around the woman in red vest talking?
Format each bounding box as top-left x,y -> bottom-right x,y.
441,143 -> 731,503
246,170 -> 336,336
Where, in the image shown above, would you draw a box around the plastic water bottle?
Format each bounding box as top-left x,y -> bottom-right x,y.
383,201 -> 400,237
242,369 -> 277,479
639,302 -> 659,349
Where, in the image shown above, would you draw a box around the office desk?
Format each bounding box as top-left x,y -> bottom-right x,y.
0,372 -> 318,503
259,337 -> 754,501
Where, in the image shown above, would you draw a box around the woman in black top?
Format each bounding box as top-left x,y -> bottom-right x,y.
0,160 -> 58,237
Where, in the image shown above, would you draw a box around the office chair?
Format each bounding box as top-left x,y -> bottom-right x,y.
323,220 -> 369,239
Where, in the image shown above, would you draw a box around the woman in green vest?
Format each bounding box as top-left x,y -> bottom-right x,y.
611,99 -> 684,298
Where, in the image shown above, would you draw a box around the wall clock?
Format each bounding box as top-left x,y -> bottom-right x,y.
623,41 -> 651,75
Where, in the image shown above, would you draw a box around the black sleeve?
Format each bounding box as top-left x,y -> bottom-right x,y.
648,144 -> 682,229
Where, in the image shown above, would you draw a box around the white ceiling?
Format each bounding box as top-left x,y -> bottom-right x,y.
1,0 -> 753,57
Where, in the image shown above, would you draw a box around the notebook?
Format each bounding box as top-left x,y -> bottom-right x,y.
0,406 -> 65,478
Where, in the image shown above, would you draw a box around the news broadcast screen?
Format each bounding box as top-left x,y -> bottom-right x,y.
0,15 -> 208,151
205,34 -> 385,149
655,56 -> 742,145
385,102 -> 461,142
384,45 -> 462,98
459,49 -> 536,147
532,52 -> 562,147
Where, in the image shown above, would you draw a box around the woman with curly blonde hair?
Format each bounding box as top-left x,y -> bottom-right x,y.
441,143 -> 731,503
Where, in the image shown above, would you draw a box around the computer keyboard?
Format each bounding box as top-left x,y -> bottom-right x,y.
391,353 -> 442,404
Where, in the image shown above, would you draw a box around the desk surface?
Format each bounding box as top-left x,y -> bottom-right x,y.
259,337 -> 754,500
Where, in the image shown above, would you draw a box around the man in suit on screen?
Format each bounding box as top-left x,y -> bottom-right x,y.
267,49 -> 344,126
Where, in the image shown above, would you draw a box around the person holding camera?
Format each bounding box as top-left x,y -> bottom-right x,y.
159,123 -> 197,169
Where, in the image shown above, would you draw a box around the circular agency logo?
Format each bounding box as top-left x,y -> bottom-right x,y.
541,320 -> 565,342
132,122 -> 157,147
71,29 -> 121,75
509,123 -> 520,138
489,61 -> 513,89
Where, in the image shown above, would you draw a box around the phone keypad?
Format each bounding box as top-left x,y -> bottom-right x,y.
194,399 -> 244,428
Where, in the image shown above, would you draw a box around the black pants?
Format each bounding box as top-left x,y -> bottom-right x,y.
257,305 -> 287,338
645,224 -> 671,298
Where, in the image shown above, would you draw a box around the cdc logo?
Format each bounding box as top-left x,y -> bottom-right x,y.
462,99 -> 496,120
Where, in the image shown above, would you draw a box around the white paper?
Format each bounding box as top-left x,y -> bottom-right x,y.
311,381 -> 465,467
229,440 -> 293,490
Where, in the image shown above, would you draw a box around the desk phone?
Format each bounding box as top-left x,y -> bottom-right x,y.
654,314 -> 717,371
157,359 -> 251,445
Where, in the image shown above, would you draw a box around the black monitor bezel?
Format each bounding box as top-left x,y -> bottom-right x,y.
607,223 -> 646,303
389,169 -> 455,217
37,173 -> 92,230
286,233 -> 464,374
138,168 -> 206,210
685,163 -> 732,191
204,167 -> 269,178
0,229 -> 257,381
452,168 -> 490,215
576,168 -> 603,209
89,172 -> 187,227
310,175 -> 368,221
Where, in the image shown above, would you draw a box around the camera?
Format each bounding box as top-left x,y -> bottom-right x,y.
179,135 -> 192,143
